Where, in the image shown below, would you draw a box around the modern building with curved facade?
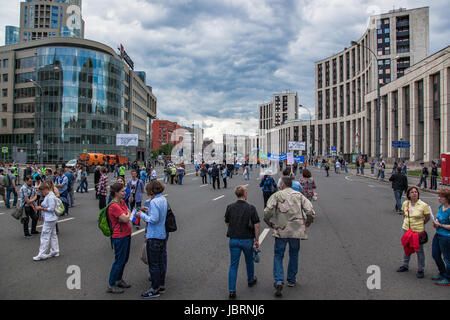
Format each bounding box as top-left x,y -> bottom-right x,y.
259,7 -> 449,164
0,37 -> 157,163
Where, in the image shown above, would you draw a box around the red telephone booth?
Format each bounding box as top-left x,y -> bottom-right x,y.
442,153 -> 450,186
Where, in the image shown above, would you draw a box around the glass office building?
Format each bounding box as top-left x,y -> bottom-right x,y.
0,38 -> 157,163
33,47 -> 124,162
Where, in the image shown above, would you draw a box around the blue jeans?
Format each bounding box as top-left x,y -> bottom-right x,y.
228,238 -> 255,292
432,234 -> 450,280
273,238 -> 300,287
109,236 -> 131,287
6,188 -> 17,208
147,238 -> 167,291
178,174 -> 183,185
394,189 -> 403,211
147,239 -> 167,291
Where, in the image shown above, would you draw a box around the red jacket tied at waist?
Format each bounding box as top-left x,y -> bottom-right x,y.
401,229 -> 420,256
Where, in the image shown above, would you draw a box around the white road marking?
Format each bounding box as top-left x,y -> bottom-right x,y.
243,184 -> 249,187
259,228 -> 270,244
200,184 -> 209,188
88,188 -> 95,191
192,178 -> 198,181
212,195 -> 225,201
163,194 -> 168,197
345,176 -> 353,181
132,228 -> 146,237
0,212 -> 5,215
37,217 -> 74,228
368,185 -> 375,188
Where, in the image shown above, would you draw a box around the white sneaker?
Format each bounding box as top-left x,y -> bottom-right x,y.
33,254 -> 49,261
50,252 -> 60,257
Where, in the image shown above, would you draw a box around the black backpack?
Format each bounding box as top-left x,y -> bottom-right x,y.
165,203 -> 177,233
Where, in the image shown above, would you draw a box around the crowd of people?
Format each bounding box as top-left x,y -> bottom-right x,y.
2,155 -> 449,300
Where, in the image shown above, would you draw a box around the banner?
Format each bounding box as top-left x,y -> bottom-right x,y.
287,152 -> 294,165
288,141 -> 306,151
116,134 -> 139,147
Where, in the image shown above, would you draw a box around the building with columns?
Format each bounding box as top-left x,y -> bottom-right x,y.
258,7 -> 449,165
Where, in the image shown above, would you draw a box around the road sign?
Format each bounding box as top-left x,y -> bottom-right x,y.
331,146 -> 337,151
2,147 -> 7,153
392,141 -> 410,148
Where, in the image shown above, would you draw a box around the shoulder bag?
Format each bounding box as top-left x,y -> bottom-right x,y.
406,202 -> 428,245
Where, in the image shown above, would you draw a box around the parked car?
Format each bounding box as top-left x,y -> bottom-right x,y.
66,159 -> 78,168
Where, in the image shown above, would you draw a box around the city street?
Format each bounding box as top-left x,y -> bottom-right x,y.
0,165 -> 447,300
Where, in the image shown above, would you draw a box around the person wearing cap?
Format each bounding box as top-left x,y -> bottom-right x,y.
260,170 -> 277,208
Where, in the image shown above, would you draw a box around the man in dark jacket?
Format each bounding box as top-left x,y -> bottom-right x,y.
389,166 -> 408,213
417,162 -> 429,189
212,164 -> 220,190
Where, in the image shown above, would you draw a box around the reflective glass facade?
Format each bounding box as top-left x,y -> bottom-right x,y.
31,46 -> 125,162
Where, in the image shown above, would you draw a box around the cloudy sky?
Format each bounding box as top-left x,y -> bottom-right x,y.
1,0 -> 449,141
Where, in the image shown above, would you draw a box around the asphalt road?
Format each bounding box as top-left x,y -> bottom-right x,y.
0,165 -> 448,300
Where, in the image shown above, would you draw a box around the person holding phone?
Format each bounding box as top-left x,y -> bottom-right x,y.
33,182 -> 59,261
136,180 -> 168,299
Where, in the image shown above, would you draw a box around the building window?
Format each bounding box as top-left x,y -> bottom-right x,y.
1,119 -> 7,128
2,104 -> 7,112
2,59 -> 8,68
2,74 -> 8,82
2,88 -> 7,97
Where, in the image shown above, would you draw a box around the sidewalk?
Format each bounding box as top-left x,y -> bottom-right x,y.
346,168 -> 445,194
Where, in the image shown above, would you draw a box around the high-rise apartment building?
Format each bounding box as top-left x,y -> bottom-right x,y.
259,91 -> 298,133
258,7 -> 450,164
19,0 -> 85,43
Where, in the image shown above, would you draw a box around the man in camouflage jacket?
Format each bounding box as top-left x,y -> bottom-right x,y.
264,176 -> 315,297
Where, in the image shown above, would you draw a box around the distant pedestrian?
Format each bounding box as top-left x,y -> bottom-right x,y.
360,159 -> 365,176
212,164 -> 221,190
324,162 -> 330,177
222,165 -> 228,189
260,170 -> 277,208
397,186 -> 431,279
201,165 -> 208,184
20,175 -> 38,237
431,161 -> 438,190
431,189 -> 450,286
389,166 -> 409,214
107,183 -> 132,294
5,168 -> 18,209
225,185 -> 260,299
417,162 -> 429,189
264,176 -> 315,297
299,169 -> 317,201
97,167 -> 109,210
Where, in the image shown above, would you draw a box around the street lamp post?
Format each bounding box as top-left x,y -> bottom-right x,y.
351,41 -> 380,161
28,79 -> 44,168
299,104 -> 313,163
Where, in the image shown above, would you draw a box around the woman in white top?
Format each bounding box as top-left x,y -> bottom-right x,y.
33,182 -> 60,261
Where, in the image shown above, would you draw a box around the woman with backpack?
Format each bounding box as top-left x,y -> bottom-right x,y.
33,182 -> 60,261
107,183 -> 132,294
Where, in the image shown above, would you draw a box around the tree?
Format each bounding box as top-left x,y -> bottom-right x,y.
158,143 -> 174,156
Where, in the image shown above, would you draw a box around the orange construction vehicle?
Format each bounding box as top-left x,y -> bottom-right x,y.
78,153 -> 107,166
106,155 -> 128,165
